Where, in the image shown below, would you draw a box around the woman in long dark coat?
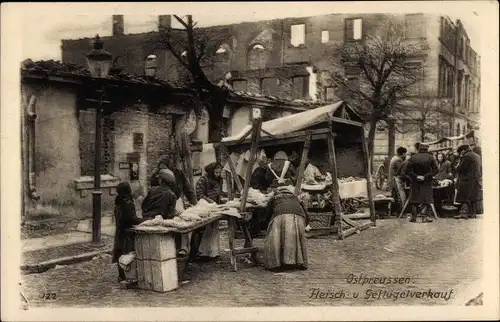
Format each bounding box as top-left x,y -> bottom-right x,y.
454,144 -> 482,219
403,144 -> 439,222
263,185 -> 310,272
112,182 -> 146,282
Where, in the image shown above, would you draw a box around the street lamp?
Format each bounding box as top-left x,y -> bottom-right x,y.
85,34 -> 113,243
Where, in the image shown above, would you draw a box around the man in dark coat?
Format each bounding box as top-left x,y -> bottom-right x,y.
454,144 -> 482,219
150,155 -> 197,206
141,169 -> 178,220
403,143 -> 439,222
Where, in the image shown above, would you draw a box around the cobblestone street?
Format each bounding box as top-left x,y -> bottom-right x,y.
21,218 -> 483,307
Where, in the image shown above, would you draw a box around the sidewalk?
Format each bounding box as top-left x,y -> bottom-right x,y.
21,215 -> 228,274
21,216 -> 116,274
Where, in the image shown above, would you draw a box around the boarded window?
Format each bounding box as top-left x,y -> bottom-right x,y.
247,44 -> 268,70
405,14 -> 424,39
321,30 -> 329,43
133,133 -> 144,151
78,110 -> 112,176
261,78 -> 279,96
232,80 -> 248,92
291,24 -> 306,46
325,87 -> 336,101
345,18 -> 363,41
292,76 -> 309,99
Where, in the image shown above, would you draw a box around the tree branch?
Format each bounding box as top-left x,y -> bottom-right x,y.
173,15 -> 189,28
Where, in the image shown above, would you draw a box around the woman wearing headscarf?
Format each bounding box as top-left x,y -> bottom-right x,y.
263,185 -> 310,272
434,152 -> 453,181
195,162 -> 223,260
112,182 -> 147,283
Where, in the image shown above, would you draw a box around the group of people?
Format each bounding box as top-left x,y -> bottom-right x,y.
112,156 -> 225,284
112,153 -> 312,284
388,142 -> 482,222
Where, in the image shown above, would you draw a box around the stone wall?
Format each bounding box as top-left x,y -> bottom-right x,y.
22,82 -> 178,219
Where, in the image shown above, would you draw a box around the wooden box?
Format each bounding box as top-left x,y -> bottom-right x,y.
134,232 -> 179,292
136,258 -> 178,292
134,233 -> 176,261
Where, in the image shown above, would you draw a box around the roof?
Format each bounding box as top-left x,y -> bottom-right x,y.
221,101 -> 364,145
21,59 -> 192,92
226,89 -> 330,110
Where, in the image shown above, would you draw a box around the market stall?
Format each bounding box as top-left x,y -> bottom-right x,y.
216,101 -> 376,245
129,193 -> 273,291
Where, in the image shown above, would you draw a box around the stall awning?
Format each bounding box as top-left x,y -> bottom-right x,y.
221,101 -> 362,143
424,130 -> 477,146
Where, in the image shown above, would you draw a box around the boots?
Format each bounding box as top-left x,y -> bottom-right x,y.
410,205 -> 418,223
421,205 -> 433,222
454,203 -> 470,219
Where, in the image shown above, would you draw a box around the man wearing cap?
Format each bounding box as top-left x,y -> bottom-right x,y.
149,155 -> 197,257
402,142 -> 439,222
141,169 -> 178,220
454,144 -> 482,219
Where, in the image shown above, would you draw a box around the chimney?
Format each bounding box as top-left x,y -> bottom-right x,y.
158,15 -> 171,31
112,15 -> 124,36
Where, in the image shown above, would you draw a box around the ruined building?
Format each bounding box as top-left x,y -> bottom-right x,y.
61,13 -> 480,164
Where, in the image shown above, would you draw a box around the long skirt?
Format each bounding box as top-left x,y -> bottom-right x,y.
197,220 -> 220,258
263,214 -> 308,270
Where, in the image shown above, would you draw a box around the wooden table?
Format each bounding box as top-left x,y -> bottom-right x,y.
130,210 -> 256,292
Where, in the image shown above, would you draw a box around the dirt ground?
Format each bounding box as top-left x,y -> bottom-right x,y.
21,218 -> 482,307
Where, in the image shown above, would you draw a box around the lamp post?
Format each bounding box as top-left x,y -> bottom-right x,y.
85,34 -> 113,243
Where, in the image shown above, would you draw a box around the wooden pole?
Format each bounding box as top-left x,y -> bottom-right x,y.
181,132 -> 194,185
294,135 -> 311,195
239,117 -> 263,214
326,131 -> 344,239
225,148 -> 243,192
360,127 -> 376,224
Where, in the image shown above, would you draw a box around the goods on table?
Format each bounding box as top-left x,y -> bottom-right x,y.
338,177 -> 368,199
439,179 -> 453,187
247,188 -> 274,207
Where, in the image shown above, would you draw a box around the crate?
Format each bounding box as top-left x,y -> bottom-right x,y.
134,232 -> 179,292
309,212 -> 334,229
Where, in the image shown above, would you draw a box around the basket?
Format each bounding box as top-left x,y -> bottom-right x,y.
309,212 -> 333,229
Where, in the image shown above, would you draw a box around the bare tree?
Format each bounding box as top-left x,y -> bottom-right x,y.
147,15 -> 232,144
331,20 -> 429,169
396,89 -> 447,142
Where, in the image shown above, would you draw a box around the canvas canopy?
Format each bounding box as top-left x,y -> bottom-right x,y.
221,101 -> 361,143
424,130 -> 477,145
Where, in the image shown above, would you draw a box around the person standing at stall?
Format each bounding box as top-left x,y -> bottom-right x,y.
149,155 -> 197,257
434,152 -> 453,181
112,182 -> 147,283
195,162 -> 223,260
389,147 -> 407,212
250,157 -> 275,237
454,144 -> 482,219
141,169 -> 178,220
263,185 -> 310,272
403,143 -> 439,222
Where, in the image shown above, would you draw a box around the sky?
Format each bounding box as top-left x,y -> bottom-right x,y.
14,2 -> 485,62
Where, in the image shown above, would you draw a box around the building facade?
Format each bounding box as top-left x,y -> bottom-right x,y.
21,59 -> 194,218
61,13 -> 481,163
